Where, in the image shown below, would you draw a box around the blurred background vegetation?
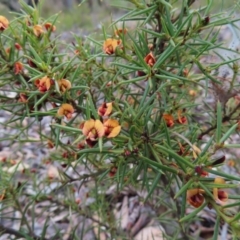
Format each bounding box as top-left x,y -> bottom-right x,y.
0,0 -> 238,34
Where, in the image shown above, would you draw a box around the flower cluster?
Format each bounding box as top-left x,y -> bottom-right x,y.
35,76 -> 54,92
32,22 -> 56,37
102,28 -> 127,55
163,110 -> 187,127
80,102 -> 121,147
35,76 -> 72,94
187,177 -> 228,208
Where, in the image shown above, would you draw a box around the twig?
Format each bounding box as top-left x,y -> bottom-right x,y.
199,102 -> 240,138
172,0 -> 196,24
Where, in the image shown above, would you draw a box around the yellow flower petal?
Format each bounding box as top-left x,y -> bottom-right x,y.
0,16 -> 9,31
33,25 -> 44,37
187,189 -> 205,208
107,125 -> 121,138
57,103 -> 74,119
98,102 -> 113,117
104,119 -> 119,128
114,28 -> 128,37
213,177 -> 228,205
105,103 -> 113,116
45,78 -> 52,90
103,38 -> 121,55
58,79 -> 71,92
82,119 -> 95,137
0,189 -> 5,201
44,22 -> 56,32
94,119 -> 105,138
163,113 -> 174,127
57,106 -> 64,116
35,76 -> 53,92
62,103 -> 74,112
214,177 -> 225,184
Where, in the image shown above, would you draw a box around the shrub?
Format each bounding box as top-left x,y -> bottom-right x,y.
0,0 -> 240,239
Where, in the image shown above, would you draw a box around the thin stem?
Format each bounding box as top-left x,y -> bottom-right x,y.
12,191 -> 33,236
199,102 -> 240,138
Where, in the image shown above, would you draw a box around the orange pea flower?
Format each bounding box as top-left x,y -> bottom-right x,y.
98,102 -> 113,117
14,43 -> 22,50
228,159 -> 235,167
57,79 -> 71,93
33,25 -> 44,37
0,16 -> 9,31
44,22 -> 56,32
109,166 -> 118,177
103,119 -> 121,138
25,18 -> 31,26
189,89 -> 197,97
195,166 -> 209,177
163,113 -> 174,127
148,43 -> 154,51
14,62 -> 24,75
18,93 -> 28,103
77,141 -> 85,150
57,103 -> 74,120
127,96 -> 135,105
0,189 -> 5,201
187,188 -> 205,208
213,177 -> 228,205
144,52 -> 156,67
183,68 -> 189,77
177,109 -> 187,124
177,142 -> 190,156
47,140 -> 55,149
5,47 -> 11,55
35,76 -> 54,92
82,119 -> 105,141
103,38 -> 122,55
75,49 -> 80,55
114,28 -> 127,37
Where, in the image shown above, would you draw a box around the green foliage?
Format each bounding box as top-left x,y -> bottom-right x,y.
1,0 -> 240,239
